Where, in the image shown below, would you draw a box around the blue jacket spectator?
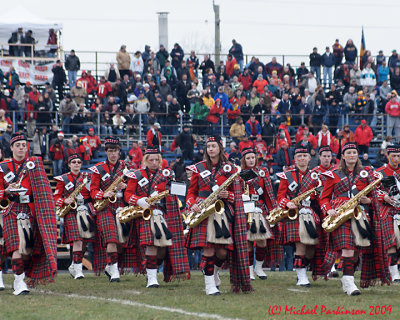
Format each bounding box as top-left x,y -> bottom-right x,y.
322,51 -> 335,67
229,40 -> 243,61
245,116 -> 262,138
344,40 -> 358,64
213,88 -> 231,111
378,63 -> 389,84
376,51 -> 385,66
276,145 -> 293,171
312,99 -> 326,128
277,94 -> 292,114
170,43 -> 184,70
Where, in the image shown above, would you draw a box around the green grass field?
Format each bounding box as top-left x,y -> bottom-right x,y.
0,271 -> 399,320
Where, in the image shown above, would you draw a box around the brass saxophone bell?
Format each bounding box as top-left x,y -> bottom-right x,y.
288,208 -> 298,220
0,199 -> 10,210
109,195 -> 117,204
142,208 -> 152,220
70,201 -> 78,210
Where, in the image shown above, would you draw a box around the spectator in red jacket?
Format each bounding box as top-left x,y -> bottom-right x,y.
76,137 -> 92,164
129,141 -> 143,168
225,54 -> 237,78
146,122 -> 162,151
253,74 -> 269,94
295,126 -> 317,149
239,68 -> 253,92
96,76 -> 112,101
84,128 -> 101,158
206,98 -> 224,134
385,92 -> 400,137
354,119 -> 373,154
87,70 -> 97,90
238,134 -> 254,152
254,134 -> 267,154
28,85 -> 41,104
50,136 -> 65,176
278,118 -> 292,146
77,70 -> 94,94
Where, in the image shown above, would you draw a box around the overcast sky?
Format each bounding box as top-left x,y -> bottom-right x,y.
3,0 -> 400,66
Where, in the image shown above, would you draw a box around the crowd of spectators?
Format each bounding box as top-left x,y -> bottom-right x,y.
0,38 -> 400,180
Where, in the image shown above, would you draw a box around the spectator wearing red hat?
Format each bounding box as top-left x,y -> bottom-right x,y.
354,119 -> 373,154
84,128 -> 101,158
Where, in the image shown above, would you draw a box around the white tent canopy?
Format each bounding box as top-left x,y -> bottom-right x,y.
0,5 -> 62,50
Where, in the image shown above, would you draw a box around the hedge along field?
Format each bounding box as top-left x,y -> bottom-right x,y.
0,271 -> 398,320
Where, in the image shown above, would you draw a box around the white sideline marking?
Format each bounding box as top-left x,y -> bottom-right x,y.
287,288 -> 310,293
35,290 -> 244,320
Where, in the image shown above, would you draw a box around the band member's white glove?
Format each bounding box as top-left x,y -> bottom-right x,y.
137,197 -> 150,209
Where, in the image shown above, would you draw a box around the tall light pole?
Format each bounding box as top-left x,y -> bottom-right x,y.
213,1 -> 220,66
157,12 -> 169,50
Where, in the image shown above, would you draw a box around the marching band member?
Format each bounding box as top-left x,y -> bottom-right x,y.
376,144 -> 400,282
0,133 -> 57,295
320,142 -> 390,295
240,147 -> 276,280
185,135 -> 251,295
298,146 -> 337,280
276,147 -> 313,287
54,153 -> 93,280
124,148 -> 189,288
89,136 -> 134,282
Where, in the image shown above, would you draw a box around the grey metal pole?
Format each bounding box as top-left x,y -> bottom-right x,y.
213,1 -> 220,66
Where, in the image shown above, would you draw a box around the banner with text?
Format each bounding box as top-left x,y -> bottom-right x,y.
0,59 -> 54,85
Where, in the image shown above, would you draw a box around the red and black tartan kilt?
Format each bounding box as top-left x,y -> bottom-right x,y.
61,210 -> 82,244
3,203 -> 41,256
246,202 -> 274,239
380,205 -> 398,249
265,225 -> 284,266
138,216 -> 153,247
328,197 -> 372,250
282,209 -> 320,245
95,200 -> 124,247
185,200 -> 234,251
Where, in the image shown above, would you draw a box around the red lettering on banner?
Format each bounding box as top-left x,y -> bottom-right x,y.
35,66 -> 48,72
18,72 -> 29,79
0,60 -> 12,67
34,75 -> 48,81
18,61 -> 30,68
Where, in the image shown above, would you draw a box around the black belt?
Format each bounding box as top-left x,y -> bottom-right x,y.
9,196 -> 32,204
199,190 -> 211,198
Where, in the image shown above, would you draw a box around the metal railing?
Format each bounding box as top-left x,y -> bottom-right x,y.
3,110 -> 390,147
1,43 -> 61,64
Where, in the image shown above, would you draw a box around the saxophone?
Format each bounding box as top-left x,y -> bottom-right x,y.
56,175 -> 88,218
94,169 -> 127,212
266,179 -> 322,225
116,190 -> 170,223
322,172 -> 383,233
185,165 -> 241,228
